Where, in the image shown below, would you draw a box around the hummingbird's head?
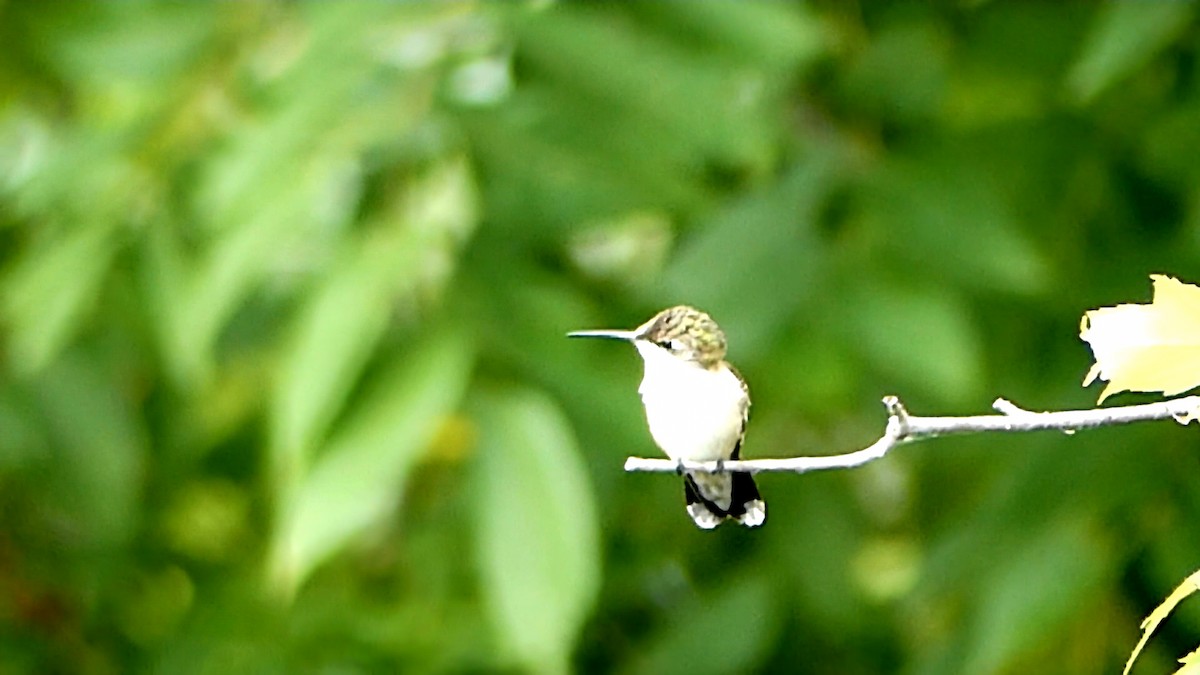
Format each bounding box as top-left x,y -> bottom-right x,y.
568,305 -> 728,369
637,306 -> 727,368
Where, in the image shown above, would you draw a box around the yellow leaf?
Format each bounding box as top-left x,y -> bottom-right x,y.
1080,275 -> 1200,403
1124,568 -> 1200,675
1177,648 -> 1200,675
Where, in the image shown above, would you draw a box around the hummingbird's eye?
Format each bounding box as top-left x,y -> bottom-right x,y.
655,339 -> 674,350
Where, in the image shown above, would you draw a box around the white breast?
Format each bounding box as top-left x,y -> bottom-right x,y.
633,341 -> 747,462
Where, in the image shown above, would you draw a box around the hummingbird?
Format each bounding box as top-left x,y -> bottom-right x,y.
569,306 -> 765,529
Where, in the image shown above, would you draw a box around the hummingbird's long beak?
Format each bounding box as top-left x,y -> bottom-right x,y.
566,328 -> 640,341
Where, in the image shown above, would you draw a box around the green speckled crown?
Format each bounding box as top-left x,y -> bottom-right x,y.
640,306 -> 727,367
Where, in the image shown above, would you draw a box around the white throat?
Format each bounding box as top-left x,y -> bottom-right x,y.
632,341 -> 747,463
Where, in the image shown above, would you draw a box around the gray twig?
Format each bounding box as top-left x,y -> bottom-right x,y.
622,395 -> 1200,474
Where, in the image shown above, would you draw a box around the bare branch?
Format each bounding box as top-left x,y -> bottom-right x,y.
623,395 -> 1200,475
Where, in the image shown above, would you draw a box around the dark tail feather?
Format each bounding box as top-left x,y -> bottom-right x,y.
683,473 -> 766,529
728,472 -> 766,527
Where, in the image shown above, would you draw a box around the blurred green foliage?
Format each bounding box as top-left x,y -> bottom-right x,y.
2,2 -> 1200,673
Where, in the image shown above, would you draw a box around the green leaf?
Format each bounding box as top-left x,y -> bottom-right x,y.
631,3 -> 824,71
837,281 -> 983,403
856,152 -> 1052,297
963,515 -> 1111,673
268,324 -> 475,595
268,241 -> 402,494
1067,2 -> 1191,104
472,386 -> 600,674
2,222 -> 116,373
513,6 -> 781,171
0,386 -> 48,471
30,351 -> 146,549
625,573 -> 780,675
166,213 -> 291,387
840,20 -> 951,124
17,3 -> 215,87
660,155 -> 836,359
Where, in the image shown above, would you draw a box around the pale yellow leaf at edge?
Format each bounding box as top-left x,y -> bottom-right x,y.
1081,275 -> 1200,402
1177,648 -> 1200,675
1123,568 -> 1200,675
1149,274 -> 1200,330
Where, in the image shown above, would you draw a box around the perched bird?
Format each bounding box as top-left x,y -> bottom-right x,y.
569,306 -> 765,529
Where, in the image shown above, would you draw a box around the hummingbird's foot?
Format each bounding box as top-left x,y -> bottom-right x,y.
675,460 -> 685,476
715,459 -> 725,473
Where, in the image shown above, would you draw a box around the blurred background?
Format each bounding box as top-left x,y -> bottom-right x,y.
2,2 -> 1200,673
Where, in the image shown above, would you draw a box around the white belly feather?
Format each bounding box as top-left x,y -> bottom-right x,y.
633,342 -> 746,462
